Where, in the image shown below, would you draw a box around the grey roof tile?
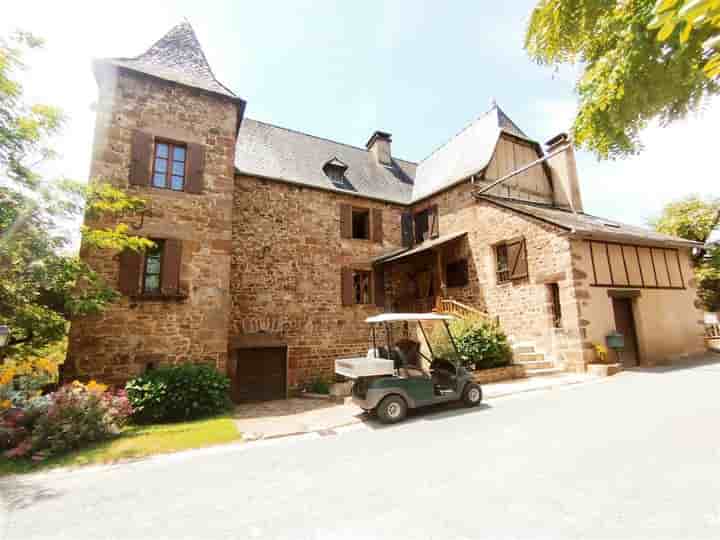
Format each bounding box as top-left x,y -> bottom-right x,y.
478,196 -> 703,248
235,119 -> 416,204
97,22 -> 238,100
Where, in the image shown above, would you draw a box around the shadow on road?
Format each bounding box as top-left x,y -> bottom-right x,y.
0,476 -> 62,511
360,401 -> 493,431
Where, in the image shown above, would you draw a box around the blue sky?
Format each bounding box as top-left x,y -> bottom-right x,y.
5,0 -> 718,233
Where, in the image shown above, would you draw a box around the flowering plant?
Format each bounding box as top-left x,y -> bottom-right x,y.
2,381 -> 132,460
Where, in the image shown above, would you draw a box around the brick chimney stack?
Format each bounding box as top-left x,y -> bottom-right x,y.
545,133 -> 583,213
366,130 -> 392,166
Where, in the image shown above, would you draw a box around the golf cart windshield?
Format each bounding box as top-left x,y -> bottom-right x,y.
365,313 -> 461,369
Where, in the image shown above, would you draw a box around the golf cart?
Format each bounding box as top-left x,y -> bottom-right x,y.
335,313 -> 482,423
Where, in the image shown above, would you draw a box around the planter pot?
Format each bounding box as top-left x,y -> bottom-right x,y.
586,363 -> 622,377
471,364 -> 526,384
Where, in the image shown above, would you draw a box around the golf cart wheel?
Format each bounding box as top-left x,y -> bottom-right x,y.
377,395 -> 407,424
462,383 -> 482,407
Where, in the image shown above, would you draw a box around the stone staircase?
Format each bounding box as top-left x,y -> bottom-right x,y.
511,341 -> 565,377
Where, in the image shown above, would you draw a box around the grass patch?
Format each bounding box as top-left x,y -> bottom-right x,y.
0,415 -> 241,476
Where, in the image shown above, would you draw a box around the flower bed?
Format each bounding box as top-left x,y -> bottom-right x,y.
471,364 -> 526,384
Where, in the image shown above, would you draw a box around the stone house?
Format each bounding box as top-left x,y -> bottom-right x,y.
65,22 -> 706,400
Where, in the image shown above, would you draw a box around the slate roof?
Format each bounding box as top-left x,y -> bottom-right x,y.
411,105 -> 530,201
94,22 -> 238,100
477,196 -> 703,248
235,119 -> 416,204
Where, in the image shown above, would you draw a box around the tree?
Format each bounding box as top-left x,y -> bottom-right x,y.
651,195 -> 720,311
525,0 -> 720,159
0,32 -> 151,359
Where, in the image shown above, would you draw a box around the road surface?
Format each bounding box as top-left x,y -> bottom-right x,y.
3,357 -> 720,539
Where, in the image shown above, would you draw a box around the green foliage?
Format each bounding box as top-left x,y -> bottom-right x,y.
525,0 -> 720,159
0,31 -> 151,359
447,317 -> 513,370
651,195 -> 720,310
307,376 -> 331,395
126,364 -> 232,424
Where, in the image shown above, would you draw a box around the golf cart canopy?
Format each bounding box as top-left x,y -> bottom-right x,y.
365,313 -> 456,323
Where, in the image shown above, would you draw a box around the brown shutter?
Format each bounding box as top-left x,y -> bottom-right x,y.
185,142 -> 206,193
160,239 -> 183,294
373,266 -> 385,307
341,267 -> 354,306
429,205 -> 439,239
118,249 -> 142,295
508,238 -> 529,280
340,204 -> 352,238
129,131 -> 153,186
372,208 -> 383,243
401,211 -> 414,247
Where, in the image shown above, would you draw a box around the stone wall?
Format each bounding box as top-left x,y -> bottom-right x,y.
65,69 -> 240,384
230,174 -> 406,388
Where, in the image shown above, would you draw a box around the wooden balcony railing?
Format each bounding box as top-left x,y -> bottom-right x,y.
707,323 -> 720,338
433,297 -> 493,322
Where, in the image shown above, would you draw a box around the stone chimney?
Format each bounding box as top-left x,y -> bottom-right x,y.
545,133 -> 583,213
366,130 -> 392,166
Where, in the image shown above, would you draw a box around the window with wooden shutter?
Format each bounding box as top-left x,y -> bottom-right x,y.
160,239 -> 183,294
340,204 -> 353,239
130,131 -> 153,186
341,267 -> 354,305
495,237 -> 529,284
118,249 -> 142,295
185,142 -> 205,194
372,208 -> 383,243
401,212 -> 414,247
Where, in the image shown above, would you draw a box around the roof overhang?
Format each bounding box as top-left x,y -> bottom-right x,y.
373,231 -> 467,264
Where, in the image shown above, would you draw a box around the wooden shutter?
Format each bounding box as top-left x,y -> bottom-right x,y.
160,239 -> 183,294
185,142 -> 206,194
118,249 -> 141,295
429,205 -> 439,239
373,265 -> 385,307
508,238 -> 529,280
341,267 -> 354,306
401,211 -> 414,247
340,204 -> 353,238
372,208 -> 383,243
129,131 -> 153,186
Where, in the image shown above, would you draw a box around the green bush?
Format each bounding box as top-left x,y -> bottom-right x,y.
307,376 -> 331,395
448,317 -> 512,370
125,364 -> 231,424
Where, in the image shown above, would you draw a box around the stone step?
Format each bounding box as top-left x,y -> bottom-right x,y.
516,359 -> 555,370
524,367 -> 565,377
515,352 -> 546,362
511,342 -> 537,354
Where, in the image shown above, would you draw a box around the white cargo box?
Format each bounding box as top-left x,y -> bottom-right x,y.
335,354 -> 394,379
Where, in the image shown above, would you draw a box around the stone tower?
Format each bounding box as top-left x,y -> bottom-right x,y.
64,22 -> 245,383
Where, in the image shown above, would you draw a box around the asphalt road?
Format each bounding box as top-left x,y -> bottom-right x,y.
3,356 -> 720,540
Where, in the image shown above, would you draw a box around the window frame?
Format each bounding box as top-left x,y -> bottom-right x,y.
142,239 -> 165,295
151,140 -> 187,192
351,207 -> 371,240
414,208 -> 430,243
548,283 -> 562,328
353,269 -> 372,305
495,243 -> 511,284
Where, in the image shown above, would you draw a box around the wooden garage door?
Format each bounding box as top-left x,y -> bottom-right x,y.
234,347 -> 287,402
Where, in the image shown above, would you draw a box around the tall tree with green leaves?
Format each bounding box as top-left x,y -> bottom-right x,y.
651,195 -> 720,311
0,31 -> 151,359
525,0 -> 720,159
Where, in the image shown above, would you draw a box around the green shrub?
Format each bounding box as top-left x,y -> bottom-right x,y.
125,364 -> 231,424
307,376 -> 331,395
448,317 -> 512,370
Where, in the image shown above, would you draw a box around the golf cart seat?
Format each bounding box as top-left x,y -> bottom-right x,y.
395,340 -> 431,378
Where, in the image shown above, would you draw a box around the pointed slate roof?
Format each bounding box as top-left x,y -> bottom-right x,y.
95,22 -> 238,100
411,104 -> 531,201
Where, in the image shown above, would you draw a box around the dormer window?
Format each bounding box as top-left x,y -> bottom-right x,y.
323,157 -> 349,187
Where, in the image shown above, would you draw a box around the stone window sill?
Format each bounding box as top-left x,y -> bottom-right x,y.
130,291 -> 189,302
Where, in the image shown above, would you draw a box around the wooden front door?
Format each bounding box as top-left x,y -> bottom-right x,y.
234,347 -> 287,402
612,298 -> 639,367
